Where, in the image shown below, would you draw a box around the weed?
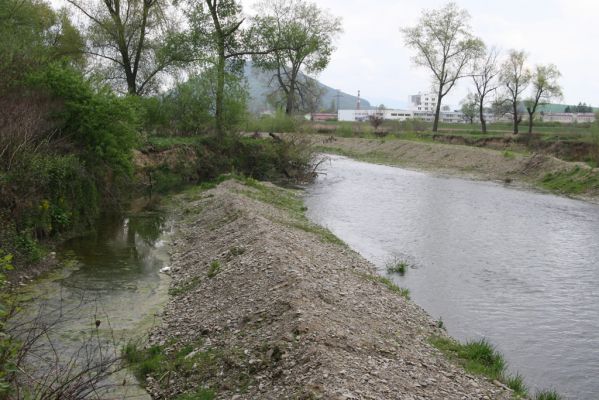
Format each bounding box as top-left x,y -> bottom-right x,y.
169,277 -> 202,296
429,337 -> 505,381
436,318 -> 445,330
505,373 -> 528,397
207,260 -> 221,278
386,258 -> 409,275
503,150 -> 515,159
122,342 -> 165,383
361,273 -> 410,299
534,390 -> 562,400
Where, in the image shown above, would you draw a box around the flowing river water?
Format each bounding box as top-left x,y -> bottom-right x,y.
304,155 -> 599,400
16,209 -> 172,398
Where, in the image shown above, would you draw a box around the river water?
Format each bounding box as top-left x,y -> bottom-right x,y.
16,210 -> 172,398
304,155 -> 599,399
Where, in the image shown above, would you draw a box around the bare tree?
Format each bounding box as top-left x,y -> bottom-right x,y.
525,64 -> 562,134
252,0 -> 343,115
499,49 -> 531,135
472,47 -> 500,133
66,0 -> 191,95
401,2 -> 484,132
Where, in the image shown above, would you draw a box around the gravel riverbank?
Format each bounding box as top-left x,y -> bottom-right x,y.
146,179 -> 513,399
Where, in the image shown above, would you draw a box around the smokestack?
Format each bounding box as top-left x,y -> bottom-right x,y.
357,90 -> 361,110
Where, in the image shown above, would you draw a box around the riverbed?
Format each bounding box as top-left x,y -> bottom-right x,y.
304,155 -> 599,399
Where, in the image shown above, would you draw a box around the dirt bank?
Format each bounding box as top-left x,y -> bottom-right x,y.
310,135 -> 599,201
144,179 -> 512,399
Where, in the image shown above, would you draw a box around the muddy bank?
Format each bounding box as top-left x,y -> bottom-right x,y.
144,179 -> 512,399
310,135 -> 599,201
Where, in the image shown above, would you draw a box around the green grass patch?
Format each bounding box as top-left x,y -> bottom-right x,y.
503,150 -> 515,159
207,260 -> 221,278
239,178 -> 346,246
541,166 -> 599,194
429,337 -> 505,381
386,258 -> 409,276
361,273 -> 410,299
122,340 -> 228,390
505,373 -> 528,397
169,276 -> 202,296
534,390 -> 563,400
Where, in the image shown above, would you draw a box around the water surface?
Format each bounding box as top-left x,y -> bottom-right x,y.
304,155 -> 599,399
16,210 -> 172,398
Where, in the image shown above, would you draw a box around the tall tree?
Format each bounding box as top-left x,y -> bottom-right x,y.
460,93 -> 478,124
252,0 -> 342,115
525,64 -> 562,134
499,49 -> 531,135
401,2 -> 484,132
471,47 -> 500,133
66,0 -> 191,95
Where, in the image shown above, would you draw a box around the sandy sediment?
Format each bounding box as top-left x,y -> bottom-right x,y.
312,135 -> 583,184
147,179 -> 512,399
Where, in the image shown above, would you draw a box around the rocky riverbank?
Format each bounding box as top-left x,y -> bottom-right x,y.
141,178 -> 513,399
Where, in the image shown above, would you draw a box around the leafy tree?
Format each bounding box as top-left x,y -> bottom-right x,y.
160,68 -> 248,134
525,64 -> 562,134
564,105 -> 571,113
188,0 -> 278,135
499,49 -> 531,134
471,47 -> 500,132
252,0 -> 342,115
66,0 -> 191,95
460,93 -> 478,124
402,2 -> 484,132
0,0 -> 84,91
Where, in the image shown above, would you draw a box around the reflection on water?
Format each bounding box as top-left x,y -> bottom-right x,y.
305,155 -> 599,400
16,211 -> 172,398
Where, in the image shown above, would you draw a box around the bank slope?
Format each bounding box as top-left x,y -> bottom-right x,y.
142,179 -> 512,399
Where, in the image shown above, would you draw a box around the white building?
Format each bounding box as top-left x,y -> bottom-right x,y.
540,112 -> 595,124
338,108 -> 466,124
409,92 -> 438,112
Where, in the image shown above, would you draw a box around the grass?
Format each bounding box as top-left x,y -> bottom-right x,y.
505,373 -> 528,397
207,260 -> 221,278
239,178 -> 345,246
534,389 -> 563,400
541,166 -> 599,194
429,337 -> 505,381
169,276 -> 202,296
430,336 -> 563,399
361,273 -> 410,299
386,258 -> 409,275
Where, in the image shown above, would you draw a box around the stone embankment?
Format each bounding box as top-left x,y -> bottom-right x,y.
148,179 -> 512,399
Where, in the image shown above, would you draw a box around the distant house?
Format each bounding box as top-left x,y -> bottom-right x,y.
409,92 -> 438,112
311,113 -> 337,122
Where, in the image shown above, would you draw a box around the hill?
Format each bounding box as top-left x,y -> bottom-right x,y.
244,62 -> 372,114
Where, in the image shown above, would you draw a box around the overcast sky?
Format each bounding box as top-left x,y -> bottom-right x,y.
53,0 -> 599,110
290,0 -> 599,109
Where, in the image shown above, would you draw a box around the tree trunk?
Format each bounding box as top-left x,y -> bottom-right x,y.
215,44 -> 226,136
527,110 -> 534,134
432,85 -> 444,132
285,83 -> 295,115
479,101 -> 487,133
512,101 -> 519,135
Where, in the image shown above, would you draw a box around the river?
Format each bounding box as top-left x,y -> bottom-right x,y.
304,155 -> 599,400
15,210 -> 172,398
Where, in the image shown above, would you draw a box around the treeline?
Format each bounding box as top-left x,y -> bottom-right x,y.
0,0 -> 342,268
402,2 -> 566,135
